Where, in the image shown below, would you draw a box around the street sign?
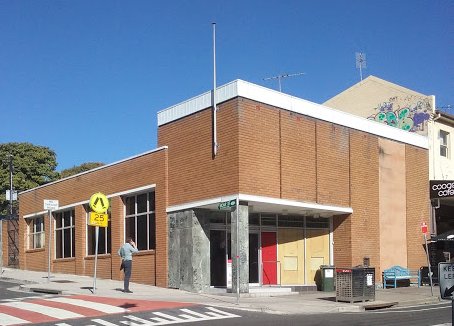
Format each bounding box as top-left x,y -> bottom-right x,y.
5,190 -> 17,201
88,212 -> 108,228
44,199 -> 59,211
218,199 -> 236,210
421,222 -> 428,234
89,192 -> 109,213
439,262 -> 454,299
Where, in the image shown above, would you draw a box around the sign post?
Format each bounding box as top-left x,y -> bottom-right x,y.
88,193 -> 109,294
44,200 -> 59,282
421,222 -> 434,296
439,262 -> 454,323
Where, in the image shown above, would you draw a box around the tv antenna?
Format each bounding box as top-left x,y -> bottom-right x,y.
263,72 -> 305,92
356,52 -> 366,81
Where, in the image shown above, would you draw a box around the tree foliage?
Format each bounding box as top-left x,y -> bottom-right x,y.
0,142 -> 59,215
60,162 -> 105,179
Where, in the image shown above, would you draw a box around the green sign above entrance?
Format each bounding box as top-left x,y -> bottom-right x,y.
218,199 -> 236,210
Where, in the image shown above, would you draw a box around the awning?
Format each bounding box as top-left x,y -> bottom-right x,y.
430,231 -> 454,242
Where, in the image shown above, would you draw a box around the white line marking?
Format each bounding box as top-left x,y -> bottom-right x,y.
153,312 -> 182,321
122,315 -> 158,325
369,305 -> 450,314
2,302 -> 83,319
46,297 -> 127,314
206,306 -> 241,317
0,312 -> 30,325
92,319 -> 119,326
179,309 -> 206,318
177,314 -> 198,321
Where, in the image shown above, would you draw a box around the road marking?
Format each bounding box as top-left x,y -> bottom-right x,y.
2,301 -> 83,319
46,297 -> 127,313
91,319 -> 118,326
0,312 -> 30,326
369,305 -> 450,314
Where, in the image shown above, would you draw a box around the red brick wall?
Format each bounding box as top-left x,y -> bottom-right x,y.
238,100 -> 281,197
18,149 -> 167,286
316,121 -> 350,207
158,99 -> 239,206
406,145 -> 430,270
280,111 -> 317,202
349,131 -> 380,272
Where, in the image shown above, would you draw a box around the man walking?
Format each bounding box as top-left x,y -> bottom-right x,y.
118,237 -> 138,293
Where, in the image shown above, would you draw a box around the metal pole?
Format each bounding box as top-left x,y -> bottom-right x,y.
9,155 -> 13,216
236,196 -> 240,305
452,298 -> 454,325
212,22 -> 218,157
424,233 -> 434,296
93,226 -> 99,293
47,209 -> 52,282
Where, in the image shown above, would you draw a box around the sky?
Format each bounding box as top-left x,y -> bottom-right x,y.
1,0 -> 453,171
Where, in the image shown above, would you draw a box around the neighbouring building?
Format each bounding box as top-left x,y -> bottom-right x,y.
6,79 -> 430,293
324,75 -> 454,264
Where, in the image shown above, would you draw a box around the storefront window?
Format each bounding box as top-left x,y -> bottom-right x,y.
306,217 -> 329,228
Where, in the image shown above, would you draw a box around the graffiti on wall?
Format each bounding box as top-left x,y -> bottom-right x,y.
368,95 -> 432,134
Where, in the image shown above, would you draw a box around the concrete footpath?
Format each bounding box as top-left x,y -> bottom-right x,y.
0,267 -> 442,315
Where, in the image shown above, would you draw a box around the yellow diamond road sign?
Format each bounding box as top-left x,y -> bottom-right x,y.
89,192 -> 109,214
89,212 -> 108,228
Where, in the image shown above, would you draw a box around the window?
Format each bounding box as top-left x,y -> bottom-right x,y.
306,217 -> 329,228
440,130 -> 450,158
124,191 -> 155,250
55,209 -> 75,258
87,204 -> 111,255
27,216 -> 44,249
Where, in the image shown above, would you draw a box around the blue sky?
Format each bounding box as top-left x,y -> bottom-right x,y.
1,1 -> 453,171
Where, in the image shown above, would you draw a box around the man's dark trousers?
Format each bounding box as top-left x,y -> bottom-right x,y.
123,260 -> 132,291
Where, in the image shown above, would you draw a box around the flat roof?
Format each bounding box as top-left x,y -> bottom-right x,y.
157,79 -> 429,149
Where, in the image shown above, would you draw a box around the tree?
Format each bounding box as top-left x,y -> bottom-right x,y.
60,162 -> 105,179
0,142 -> 59,215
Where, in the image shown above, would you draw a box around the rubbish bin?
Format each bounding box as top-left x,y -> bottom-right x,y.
336,267 -> 375,303
320,265 -> 335,292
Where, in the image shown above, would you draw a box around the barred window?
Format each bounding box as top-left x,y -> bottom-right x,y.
55,209 -> 75,258
124,191 -> 155,250
27,216 -> 44,249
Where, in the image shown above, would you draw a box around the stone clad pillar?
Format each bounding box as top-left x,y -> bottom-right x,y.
231,203 -> 249,293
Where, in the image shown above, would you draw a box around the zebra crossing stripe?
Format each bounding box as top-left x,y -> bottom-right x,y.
90,319 -> 118,326
179,309 -> 207,318
0,312 -> 30,326
2,302 -> 83,319
153,311 -> 183,321
46,297 -> 127,314
206,306 -> 241,317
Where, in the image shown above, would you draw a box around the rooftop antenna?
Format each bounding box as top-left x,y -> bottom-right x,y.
263,72 -> 305,92
356,52 -> 366,81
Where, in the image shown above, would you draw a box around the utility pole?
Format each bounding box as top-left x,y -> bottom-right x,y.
263,72 -> 305,92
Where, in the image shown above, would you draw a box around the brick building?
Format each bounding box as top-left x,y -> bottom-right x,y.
10,79 -> 429,293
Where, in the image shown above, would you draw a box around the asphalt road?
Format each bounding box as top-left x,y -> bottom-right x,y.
0,279 -> 41,301
0,279 -> 451,326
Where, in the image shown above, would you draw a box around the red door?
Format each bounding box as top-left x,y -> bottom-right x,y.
261,232 -> 277,285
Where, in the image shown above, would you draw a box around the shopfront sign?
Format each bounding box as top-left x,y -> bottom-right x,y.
430,180 -> 454,199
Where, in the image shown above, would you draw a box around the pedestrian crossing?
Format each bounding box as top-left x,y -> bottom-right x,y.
0,295 -> 241,325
